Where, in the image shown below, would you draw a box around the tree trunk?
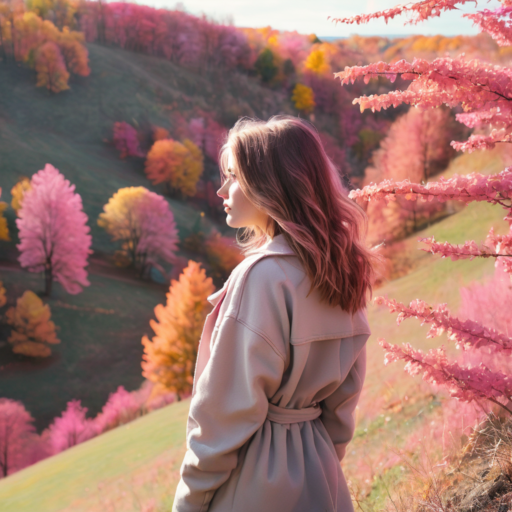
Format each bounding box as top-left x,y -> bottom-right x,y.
45,264 -> 53,297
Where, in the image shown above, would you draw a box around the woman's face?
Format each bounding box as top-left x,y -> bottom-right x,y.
216,147 -> 270,232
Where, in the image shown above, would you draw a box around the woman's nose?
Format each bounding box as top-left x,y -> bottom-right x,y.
217,183 -> 227,198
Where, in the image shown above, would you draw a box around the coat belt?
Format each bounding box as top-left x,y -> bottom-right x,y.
266,402 -> 322,424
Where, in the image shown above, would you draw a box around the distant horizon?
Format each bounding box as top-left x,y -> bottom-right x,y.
131,0 -> 502,38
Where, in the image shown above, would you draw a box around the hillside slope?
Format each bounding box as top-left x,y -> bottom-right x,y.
0,42 -> 294,429
0,147 -> 508,511
0,41 -> 292,256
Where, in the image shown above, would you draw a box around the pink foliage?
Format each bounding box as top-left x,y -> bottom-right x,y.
47,399 -> 97,454
94,386 -> 147,433
112,121 -> 145,158
349,168 -> 512,208
0,399 -> 36,478
374,296 -> 512,353
329,0 -> 475,26
459,259 -> 512,338
334,55 -> 512,155
378,338 -> 512,411
420,225 -> 512,275
78,3 -> 254,73
465,6 -> 512,47
133,191 -> 180,269
188,116 -> 227,162
16,164 -> 92,295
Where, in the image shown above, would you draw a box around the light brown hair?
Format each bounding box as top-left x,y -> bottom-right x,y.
219,115 -> 376,313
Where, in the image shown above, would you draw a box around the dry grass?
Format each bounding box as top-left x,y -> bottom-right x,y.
388,410 -> 512,512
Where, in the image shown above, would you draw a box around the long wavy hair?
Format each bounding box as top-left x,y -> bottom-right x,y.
219,115 -> 376,313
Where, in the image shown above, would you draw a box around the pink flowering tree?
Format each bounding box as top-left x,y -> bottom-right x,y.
112,121 -> 145,159
98,187 -> 179,279
16,164 -> 93,297
93,385 -> 146,433
46,399 -> 97,454
333,1 -> 512,416
0,398 -> 36,478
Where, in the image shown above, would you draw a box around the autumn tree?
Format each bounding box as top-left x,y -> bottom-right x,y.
5,290 -> 60,357
0,281 -> 6,308
254,47 -> 278,83
291,83 -> 315,114
188,116 -> 227,163
16,164 -> 92,296
46,400 -> 97,454
26,0 -> 78,31
204,229 -> 244,283
0,399 -> 36,478
152,126 -> 170,142
144,138 -> 204,197
56,26 -> 91,77
364,107 -> 460,244
112,121 -> 144,159
10,177 -> 32,215
93,385 -> 145,433
0,4 -> 89,90
304,46 -> 331,75
34,40 -> 69,92
0,188 -> 9,242
97,187 -> 179,278
141,260 -> 215,400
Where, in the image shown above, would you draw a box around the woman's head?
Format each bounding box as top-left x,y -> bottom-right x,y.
217,115 -> 375,313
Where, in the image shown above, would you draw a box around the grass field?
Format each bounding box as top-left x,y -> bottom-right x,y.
0,147 -> 508,510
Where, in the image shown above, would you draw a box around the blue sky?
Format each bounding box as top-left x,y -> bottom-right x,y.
130,0 -> 501,37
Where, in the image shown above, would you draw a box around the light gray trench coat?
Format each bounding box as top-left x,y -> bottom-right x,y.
172,233 -> 371,512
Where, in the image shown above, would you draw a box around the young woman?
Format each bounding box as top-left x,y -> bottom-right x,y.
172,116 -> 375,512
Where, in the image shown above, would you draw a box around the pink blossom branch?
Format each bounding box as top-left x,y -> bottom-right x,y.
451,130 -> 512,152
328,0 -> 476,27
464,6 -> 512,47
374,296 -> 512,353
420,226 -> 512,274
378,339 -> 512,415
348,168 -> 512,208
334,57 -> 512,115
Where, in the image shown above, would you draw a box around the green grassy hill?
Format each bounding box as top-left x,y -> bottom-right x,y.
0,145 -> 508,511
0,42 -> 295,430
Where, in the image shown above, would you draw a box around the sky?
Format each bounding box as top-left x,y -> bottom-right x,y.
130,0 -> 501,38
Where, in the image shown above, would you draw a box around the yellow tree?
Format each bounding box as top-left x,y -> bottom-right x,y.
97,187 -> 179,277
5,290 -> 60,357
144,138 -> 204,197
304,48 -> 330,75
141,260 -> 215,400
291,83 -> 315,114
10,177 -> 32,215
34,40 -> 70,93
179,139 -> 204,197
0,187 -> 9,242
0,281 -> 6,308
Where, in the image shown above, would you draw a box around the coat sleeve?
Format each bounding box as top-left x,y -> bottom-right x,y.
319,333 -> 368,462
172,315 -> 286,512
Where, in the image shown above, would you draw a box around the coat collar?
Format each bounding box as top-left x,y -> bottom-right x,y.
207,234 -> 296,306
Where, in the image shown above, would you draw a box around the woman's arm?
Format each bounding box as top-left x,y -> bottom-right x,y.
172,315 -> 286,512
320,334 -> 368,462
